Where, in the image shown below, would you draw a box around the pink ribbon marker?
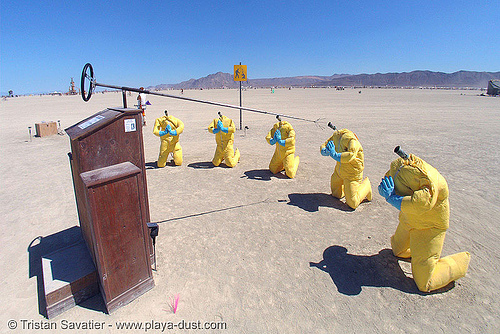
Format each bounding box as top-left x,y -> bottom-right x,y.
171,294 -> 180,314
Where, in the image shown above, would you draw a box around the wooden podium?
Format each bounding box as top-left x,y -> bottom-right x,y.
66,108 -> 154,313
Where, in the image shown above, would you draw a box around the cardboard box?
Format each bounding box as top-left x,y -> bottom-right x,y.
35,122 -> 57,137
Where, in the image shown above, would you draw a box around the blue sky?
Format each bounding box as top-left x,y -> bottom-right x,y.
1,0 -> 499,94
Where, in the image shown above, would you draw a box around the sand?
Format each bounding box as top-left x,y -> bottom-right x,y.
0,88 -> 499,333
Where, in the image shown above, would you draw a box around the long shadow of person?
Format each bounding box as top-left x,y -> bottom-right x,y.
287,193 -> 353,212
309,245 -> 454,295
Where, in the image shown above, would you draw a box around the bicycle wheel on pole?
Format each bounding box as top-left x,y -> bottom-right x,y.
81,63 -> 94,102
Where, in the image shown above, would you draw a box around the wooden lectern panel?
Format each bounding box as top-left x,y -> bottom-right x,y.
81,162 -> 153,313
65,108 -> 153,266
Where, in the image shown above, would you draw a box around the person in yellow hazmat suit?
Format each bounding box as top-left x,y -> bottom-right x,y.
265,118 -> 300,178
320,127 -> 372,209
208,113 -> 240,167
378,148 -> 470,292
153,110 -> 184,167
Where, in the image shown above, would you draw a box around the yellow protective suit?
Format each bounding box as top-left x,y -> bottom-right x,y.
320,129 -> 372,209
385,154 -> 470,292
153,115 -> 184,167
266,121 -> 300,178
208,115 -> 240,167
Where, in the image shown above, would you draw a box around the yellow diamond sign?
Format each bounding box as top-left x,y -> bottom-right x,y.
234,65 -> 247,81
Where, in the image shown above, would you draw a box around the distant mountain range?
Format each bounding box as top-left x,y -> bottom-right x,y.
150,70 -> 500,90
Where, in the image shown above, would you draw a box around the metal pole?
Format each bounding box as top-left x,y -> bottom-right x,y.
239,81 -> 242,130
94,82 -> 318,123
122,90 -> 127,108
239,62 -> 242,130
153,244 -> 157,271
82,63 -> 322,124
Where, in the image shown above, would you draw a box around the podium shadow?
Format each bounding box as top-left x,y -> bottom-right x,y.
287,193 -> 353,212
28,226 -> 106,318
309,245 -> 454,295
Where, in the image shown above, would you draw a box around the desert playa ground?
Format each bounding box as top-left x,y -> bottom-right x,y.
0,88 -> 499,333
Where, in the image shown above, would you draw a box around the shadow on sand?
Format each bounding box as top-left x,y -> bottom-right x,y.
146,161 -> 182,169
145,161 -> 160,169
187,161 -> 230,169
242,169 -> 289,181
287,193 -> 354,212
309,245 -> 454,295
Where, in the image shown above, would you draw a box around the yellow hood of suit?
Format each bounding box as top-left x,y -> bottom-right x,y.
153,115 -> 184,144
266,121 -> 296,155
321,129 -> 364,180
385,154 -> 449,230
208,115 -> 235,145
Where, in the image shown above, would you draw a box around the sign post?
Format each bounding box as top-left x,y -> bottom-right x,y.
234,63 -> 247,130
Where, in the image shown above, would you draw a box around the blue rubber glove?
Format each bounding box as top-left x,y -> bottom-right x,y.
159,130 -> 168,136
387,194 -> 403,211
378,176 -> 394,200
212,122 -> 220,134
166,124 -> 177,136
218,120 -> 228,133
321,147 -> 330,156
326,141 -> 341,162
270,129 -> 280,145
274,129 -> 285,145
378,176 -> 403,210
